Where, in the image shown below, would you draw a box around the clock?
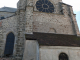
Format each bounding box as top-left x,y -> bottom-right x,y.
36,0 -> 54,13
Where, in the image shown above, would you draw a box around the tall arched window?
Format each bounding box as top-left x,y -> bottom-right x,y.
59,53 -> 68,60
4,32 -> 15,57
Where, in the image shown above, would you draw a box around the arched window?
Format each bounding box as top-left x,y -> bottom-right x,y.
59,53 -> 68,60
4,32 -> 15,57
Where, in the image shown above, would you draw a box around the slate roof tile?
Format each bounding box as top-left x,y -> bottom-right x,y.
25,32 -> 80,47
0,7 -> 17,13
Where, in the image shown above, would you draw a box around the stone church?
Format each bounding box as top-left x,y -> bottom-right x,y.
0,0 -> 80,60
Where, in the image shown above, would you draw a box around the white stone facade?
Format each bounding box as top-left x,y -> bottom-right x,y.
40,46 -> 80,60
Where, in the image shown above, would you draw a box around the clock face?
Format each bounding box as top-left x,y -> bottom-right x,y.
36,0 -> 54,13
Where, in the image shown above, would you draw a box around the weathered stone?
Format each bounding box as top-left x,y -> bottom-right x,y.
0,0 -> 80,60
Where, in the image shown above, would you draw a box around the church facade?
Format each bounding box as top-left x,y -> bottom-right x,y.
0,0 -> 80,60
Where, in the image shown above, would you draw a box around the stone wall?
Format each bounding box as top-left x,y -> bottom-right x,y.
25,7 -> 33,34
23,40 -> 39,60
40,46 -> 80,60
33,12 -> 74,34
17,0 -> 27,10
15,10 -> 26,60
24,0 -> 79,35
0,58 -> 15,60
0,15 -> 18,56
0,58 -> 11,60
0,0 -> 79,60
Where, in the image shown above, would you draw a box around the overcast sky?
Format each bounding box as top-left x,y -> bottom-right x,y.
0,0 -> 80,31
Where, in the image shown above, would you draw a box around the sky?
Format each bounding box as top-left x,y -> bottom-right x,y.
0,0 -> 80,31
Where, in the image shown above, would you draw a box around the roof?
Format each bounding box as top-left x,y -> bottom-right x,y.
0,7 -> 17,13
25,32 -> 80,47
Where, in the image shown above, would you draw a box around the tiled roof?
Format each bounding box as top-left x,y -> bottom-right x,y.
0,7 -> 17,13
25,32 -> 80,47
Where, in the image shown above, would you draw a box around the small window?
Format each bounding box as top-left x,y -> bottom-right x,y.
1,17 -> 5,19
59,53 -> 68,60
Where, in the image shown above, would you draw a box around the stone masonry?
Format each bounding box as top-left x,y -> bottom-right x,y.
0,0 -> 80,60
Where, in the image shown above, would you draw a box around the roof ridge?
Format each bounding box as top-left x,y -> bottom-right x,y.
1,7 -> 17,9
0,7 -> 17,13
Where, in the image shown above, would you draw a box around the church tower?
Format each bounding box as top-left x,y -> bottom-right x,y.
17,0 -> 79,35
16,0 -> 80,60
